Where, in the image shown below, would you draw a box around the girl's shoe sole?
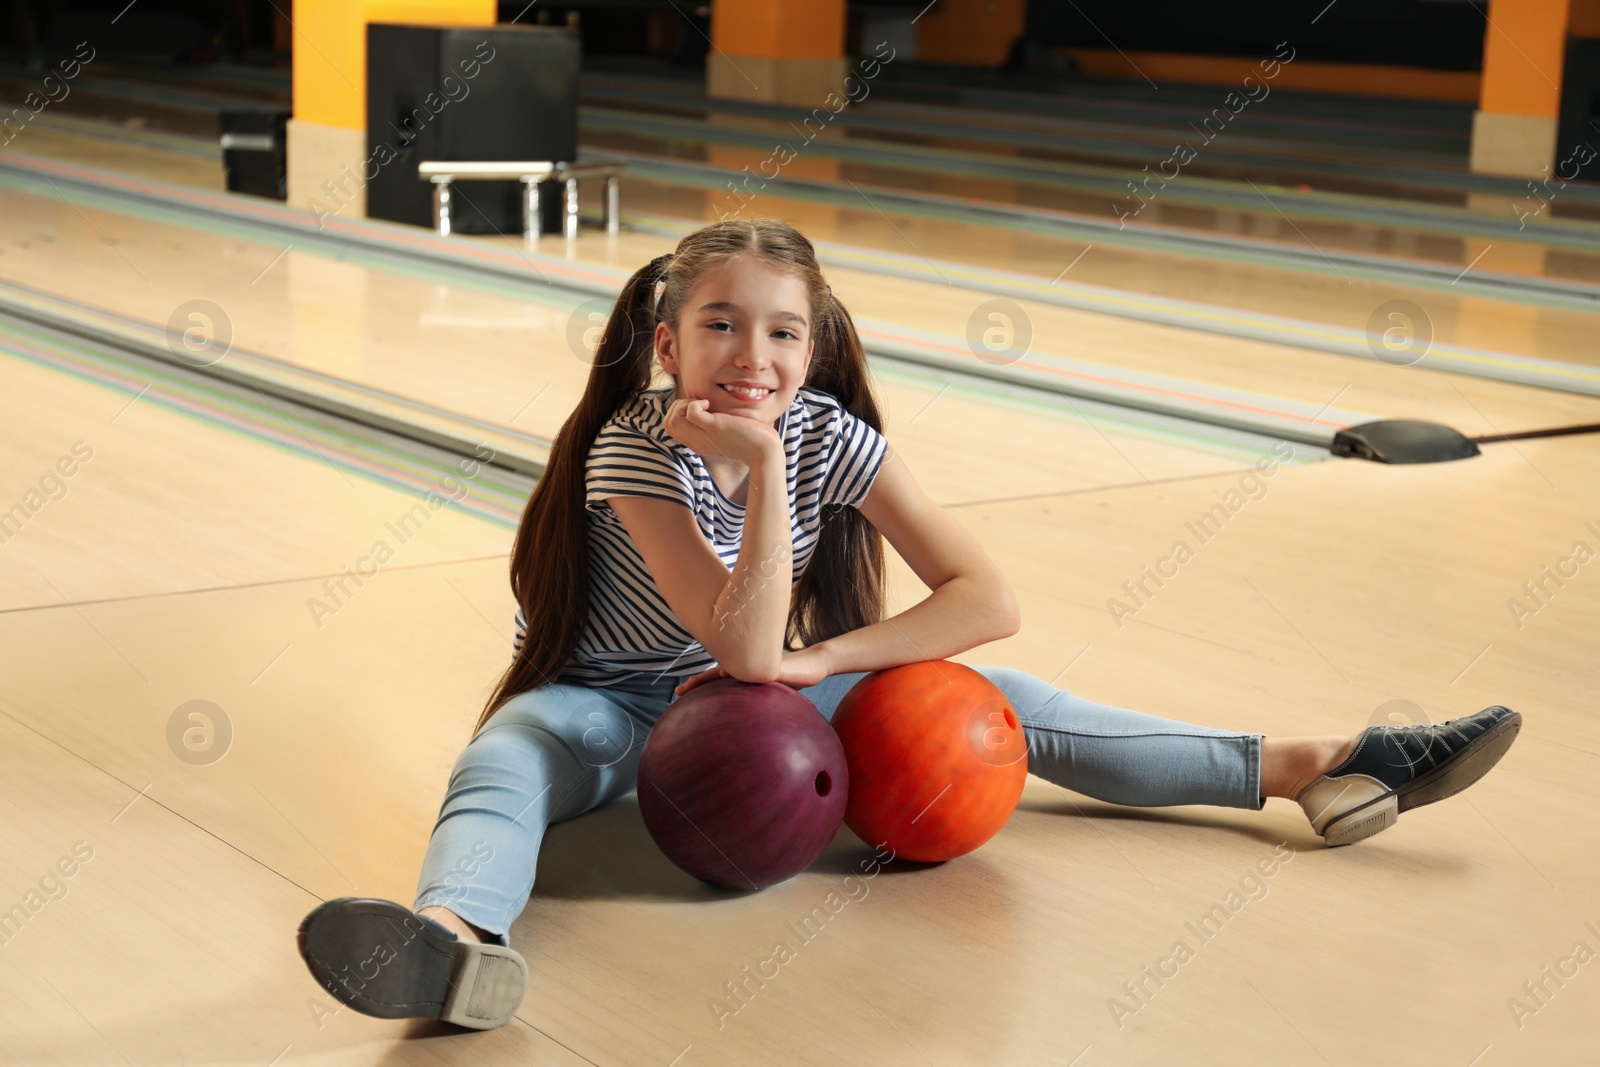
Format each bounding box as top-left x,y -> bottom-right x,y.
1322,711 -> 1521,847
297,898 -> 527,1029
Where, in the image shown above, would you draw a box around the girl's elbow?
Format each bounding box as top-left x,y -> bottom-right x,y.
999,605 -> 1022,639
744,663 -> 783,685
725,655 -> 781,684
993,587 -> 1022,638
713,642 -> 782,684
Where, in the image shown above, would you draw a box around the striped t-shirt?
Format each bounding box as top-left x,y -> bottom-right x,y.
514,385 -> 888,686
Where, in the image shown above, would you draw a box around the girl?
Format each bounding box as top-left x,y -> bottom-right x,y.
297,218 -> 1520,1030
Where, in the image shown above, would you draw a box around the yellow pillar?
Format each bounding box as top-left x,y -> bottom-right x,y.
286,0 -> 494,217
1469,0 -> 1572,177
707,0 -> 847,107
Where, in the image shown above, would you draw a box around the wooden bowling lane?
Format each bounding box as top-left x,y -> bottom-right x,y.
585,67 -> 1469,162
0,544 -> 1062,1064
0,182 -> 1270,505
972,433 -> 1600,1065
2,427 -> 1593,1063
0,555 -> 523,923
3,142 -> 1598,473
611,173 -> 1600,366
816,257 -> 1600,442
0,709 -> 587,1065
581,112 -> 1600,278
0,110 -> 225,188
2,165 -> 1596,458
989,433 -> 1600,754
0,351 -> 566,1059
8,113 -> 1600,380
0,349 -> 510,614
606,64 -> 1598,226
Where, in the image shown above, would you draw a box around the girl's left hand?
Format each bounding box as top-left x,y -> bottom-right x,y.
673,645 -> 833,697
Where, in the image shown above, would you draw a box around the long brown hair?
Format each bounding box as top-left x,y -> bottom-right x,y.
476,218 -> 886,732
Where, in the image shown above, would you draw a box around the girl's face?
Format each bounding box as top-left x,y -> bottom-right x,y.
655,254 -> 815,426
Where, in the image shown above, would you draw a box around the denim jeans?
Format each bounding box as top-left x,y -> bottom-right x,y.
413,666 -> 1264,942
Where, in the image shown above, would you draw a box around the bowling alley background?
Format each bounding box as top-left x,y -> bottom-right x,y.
1,1 -> 1597,1064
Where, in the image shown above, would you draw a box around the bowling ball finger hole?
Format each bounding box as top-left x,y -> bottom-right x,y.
1004,708 -> 1017,730
814,770 -> 832,796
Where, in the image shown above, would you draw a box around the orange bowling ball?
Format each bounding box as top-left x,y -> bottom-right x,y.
832,661 -> 1027,862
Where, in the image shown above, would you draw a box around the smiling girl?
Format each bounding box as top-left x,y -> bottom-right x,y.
296,218 -> 1520,1029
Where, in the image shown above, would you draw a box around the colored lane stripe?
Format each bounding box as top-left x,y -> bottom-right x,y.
0,322 -> 528,527
0,154 -> 1371,443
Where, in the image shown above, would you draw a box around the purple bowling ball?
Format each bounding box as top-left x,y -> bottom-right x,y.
637,678 -> 848,890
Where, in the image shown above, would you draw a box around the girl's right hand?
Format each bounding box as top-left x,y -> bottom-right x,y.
663,397 -> 783,468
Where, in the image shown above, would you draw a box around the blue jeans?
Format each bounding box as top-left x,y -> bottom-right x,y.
413,667 -> 1264,942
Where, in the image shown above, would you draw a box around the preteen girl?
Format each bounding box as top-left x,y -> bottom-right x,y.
298,218 -> 1520,1029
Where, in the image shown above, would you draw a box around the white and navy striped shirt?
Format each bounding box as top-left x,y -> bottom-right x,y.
513,385 -> 888,686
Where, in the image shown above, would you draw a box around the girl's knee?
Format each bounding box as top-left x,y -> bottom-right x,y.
971,665 -> 1062,712
448,718 -> 636,824
476,687 -> 641,769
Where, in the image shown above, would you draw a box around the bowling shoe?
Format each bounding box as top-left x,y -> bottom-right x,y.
1296,705 -> 1521,847
297,897 -> 527,1029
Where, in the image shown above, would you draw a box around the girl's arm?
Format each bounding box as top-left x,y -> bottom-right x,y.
812,446 -> 1020,675
609,436 -> 794,682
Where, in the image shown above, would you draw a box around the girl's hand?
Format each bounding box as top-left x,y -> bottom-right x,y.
673,646 -> 833,697
663,396 -> 783,469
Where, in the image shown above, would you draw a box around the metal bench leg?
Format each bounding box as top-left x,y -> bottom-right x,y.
564,177 -> 579,240
604,175 -> 620,236
523,178 -> 541,245
433,181 -> 452,236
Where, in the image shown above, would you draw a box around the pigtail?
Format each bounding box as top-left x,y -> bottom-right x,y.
475,258 -> 667,732
787,292 -> 887,649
